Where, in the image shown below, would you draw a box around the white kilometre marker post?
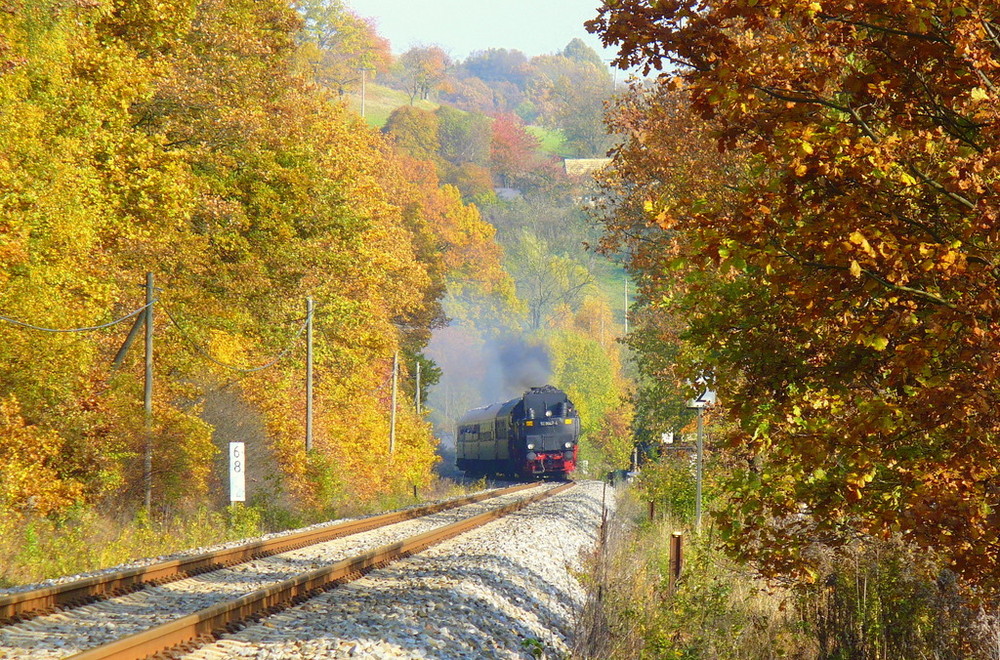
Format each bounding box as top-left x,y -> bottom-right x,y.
230,442 -> 246,504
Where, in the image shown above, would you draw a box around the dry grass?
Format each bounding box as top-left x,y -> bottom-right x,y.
574,491 -> 814,659
0,504 -> 245,587
573,487 -> 1000,660
0,475 -> 480,588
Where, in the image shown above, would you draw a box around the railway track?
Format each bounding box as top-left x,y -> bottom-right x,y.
0,482 -> 574,660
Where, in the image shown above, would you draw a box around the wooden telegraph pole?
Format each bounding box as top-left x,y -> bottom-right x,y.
144,272 -> 154,510
306,297 -> 314,452
389,351 -> 398,453
415,360 -> 421,414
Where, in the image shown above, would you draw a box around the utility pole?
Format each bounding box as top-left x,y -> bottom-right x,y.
695,406 -> 704,533
112,309 -> 145,371
144,272 -> 154,510
306,297 -> 314,452
360,68 -> 367,119
415,360 -> 421,414
624,278 -> 629,336
389,351 -> 398,453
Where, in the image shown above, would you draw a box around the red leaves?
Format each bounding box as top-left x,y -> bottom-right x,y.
489,112 -> 541,188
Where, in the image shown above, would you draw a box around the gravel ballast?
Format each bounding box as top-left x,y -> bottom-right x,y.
180,480 -> 614,660
0,484 -> 567,660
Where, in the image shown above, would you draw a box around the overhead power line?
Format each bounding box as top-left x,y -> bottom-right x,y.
0,302 -> 154,333
161,302 -> 314,374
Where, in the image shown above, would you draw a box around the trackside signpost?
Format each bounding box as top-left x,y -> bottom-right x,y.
686,389 -> 716,533
230,442 -> 246,503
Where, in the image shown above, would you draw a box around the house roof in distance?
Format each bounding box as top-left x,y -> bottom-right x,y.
564,158 -> 612,177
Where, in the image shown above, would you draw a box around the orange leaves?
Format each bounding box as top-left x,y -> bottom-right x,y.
644,199 -> 677,230
592,0 -> 1000,594
847,230 -> 875,257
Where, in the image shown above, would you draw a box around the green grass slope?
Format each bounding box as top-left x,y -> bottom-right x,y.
345,82 -> 439,128
527,125 -> 570,158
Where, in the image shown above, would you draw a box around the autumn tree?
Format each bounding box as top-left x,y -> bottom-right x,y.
562,37 -> 605,68
396,46 -> 450,104
505,230 -> 595,330
435,106 -> 491,167
528,45 -> 614,156
590,0 -> 1000,592
489,113 -> 540,188
0,0 -> 460,523
382,105 -> 441,162
546,295 -> 636,470
442,162 -> 495,202
0,0 -> 211,513
294,0 -> 391,96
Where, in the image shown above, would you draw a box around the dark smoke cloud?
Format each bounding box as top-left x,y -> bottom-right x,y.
425,327 -> 554,460
489,337 -> 552,400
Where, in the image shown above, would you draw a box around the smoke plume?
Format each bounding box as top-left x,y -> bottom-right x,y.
483,337 -> 552,402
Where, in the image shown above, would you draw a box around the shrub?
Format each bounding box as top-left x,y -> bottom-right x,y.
575,488 -> 999,659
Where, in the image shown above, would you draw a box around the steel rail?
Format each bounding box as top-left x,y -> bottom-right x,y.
0,483 -> 538,623
69,481 -> 575,660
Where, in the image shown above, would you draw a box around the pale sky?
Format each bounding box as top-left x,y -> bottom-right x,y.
350,0 -> 617,63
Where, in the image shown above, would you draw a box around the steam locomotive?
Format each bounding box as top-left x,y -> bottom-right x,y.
456,385 -> 580,480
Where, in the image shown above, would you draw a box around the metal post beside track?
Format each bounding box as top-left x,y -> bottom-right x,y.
695,406 -> 703,533
668,531 -> 683,594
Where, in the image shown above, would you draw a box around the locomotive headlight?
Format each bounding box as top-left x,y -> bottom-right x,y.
564,442 -> 572,449
545,410 -> 552,417
526,443 -> 535,450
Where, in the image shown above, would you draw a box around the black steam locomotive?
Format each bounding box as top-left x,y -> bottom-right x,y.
456,385 -> 580,480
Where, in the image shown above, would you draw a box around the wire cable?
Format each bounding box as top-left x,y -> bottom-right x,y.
161,302 -> 313,374
0,301 -> 154,333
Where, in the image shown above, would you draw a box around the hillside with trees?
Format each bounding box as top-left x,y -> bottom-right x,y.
0,0 -> 632,584
345,27 -> 634,475
377,39 -> 616,158
374,50 -> 633,473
